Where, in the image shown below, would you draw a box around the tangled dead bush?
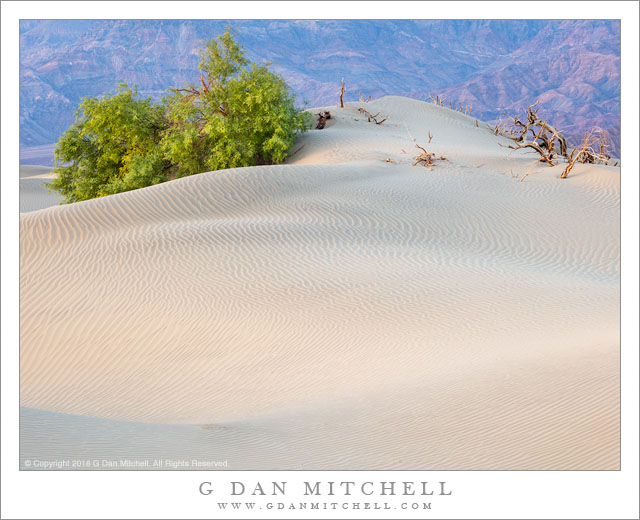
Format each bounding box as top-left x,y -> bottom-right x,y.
500,101 -> 567,166
413,143 -> 447,167
560,130 -> 613,178
494,101 -> 616,179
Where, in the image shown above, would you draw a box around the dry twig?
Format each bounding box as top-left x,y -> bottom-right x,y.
488,119 -> 510,137
561,130 -> 612,179
519,168 -> 538,182
428,93 -> 471,115
413,143 -> 447,168
428,93 -> 445,106
171,72 -> 227,116
358,107 -> 389,125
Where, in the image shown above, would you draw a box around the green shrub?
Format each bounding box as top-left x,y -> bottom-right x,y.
50,28 -> 312,203
50,84 -> 169,202
161,28 -> 312,177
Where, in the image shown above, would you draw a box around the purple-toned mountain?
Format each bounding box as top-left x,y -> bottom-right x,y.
19,20 -> 620,163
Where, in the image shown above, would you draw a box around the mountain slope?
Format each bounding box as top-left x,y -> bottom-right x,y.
19,20 -> 620,159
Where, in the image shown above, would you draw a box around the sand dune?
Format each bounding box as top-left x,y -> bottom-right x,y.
19,97 -> 619,469
19,165 -> 62,213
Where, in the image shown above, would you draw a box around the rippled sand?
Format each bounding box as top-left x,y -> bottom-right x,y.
20,97 -> 620,469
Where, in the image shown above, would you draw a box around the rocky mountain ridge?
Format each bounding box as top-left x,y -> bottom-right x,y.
20,20 -> 620,163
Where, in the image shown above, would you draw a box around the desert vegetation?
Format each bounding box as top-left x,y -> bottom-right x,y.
426,95 -> 616,179
413,143 -> 447,168
49,84 -> 169,201
428,93 -> 472,115
357,107 -> 390,125
560,130 -> 614,178
502,101 -> 567,166
491,101 -> 615,179
49,29 -> 312,203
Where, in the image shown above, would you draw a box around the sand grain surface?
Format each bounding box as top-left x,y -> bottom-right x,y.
20,97 -> 619,469
20,165 -> 62,213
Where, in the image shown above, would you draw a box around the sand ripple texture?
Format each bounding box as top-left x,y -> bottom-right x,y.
20,97 -> 620,469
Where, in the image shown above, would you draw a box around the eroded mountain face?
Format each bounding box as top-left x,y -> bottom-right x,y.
20,20 -> 620,159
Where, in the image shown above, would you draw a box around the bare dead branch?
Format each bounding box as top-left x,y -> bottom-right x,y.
428,93 -> 445,107
359,92 -> 371,103
488,118 -> 510,137
428,93 -> 473,117
170,74 -> 230,117
561,149 -> 581,179
561,130 -> 612,179
413,143 -> 446,168
200,73 -> 209,93
358,107 -> 389,125
519,168 -> 539,182
507,100 -> 568,158
501,140 -> 556,166
172,87 -> 200,95
339,79 -> 345,108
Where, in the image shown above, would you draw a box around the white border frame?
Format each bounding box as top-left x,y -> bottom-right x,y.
2,3 -> 638,519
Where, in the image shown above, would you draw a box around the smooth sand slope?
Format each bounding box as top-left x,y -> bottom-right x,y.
20,97 -> 620,469
20,165 -> 63,213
